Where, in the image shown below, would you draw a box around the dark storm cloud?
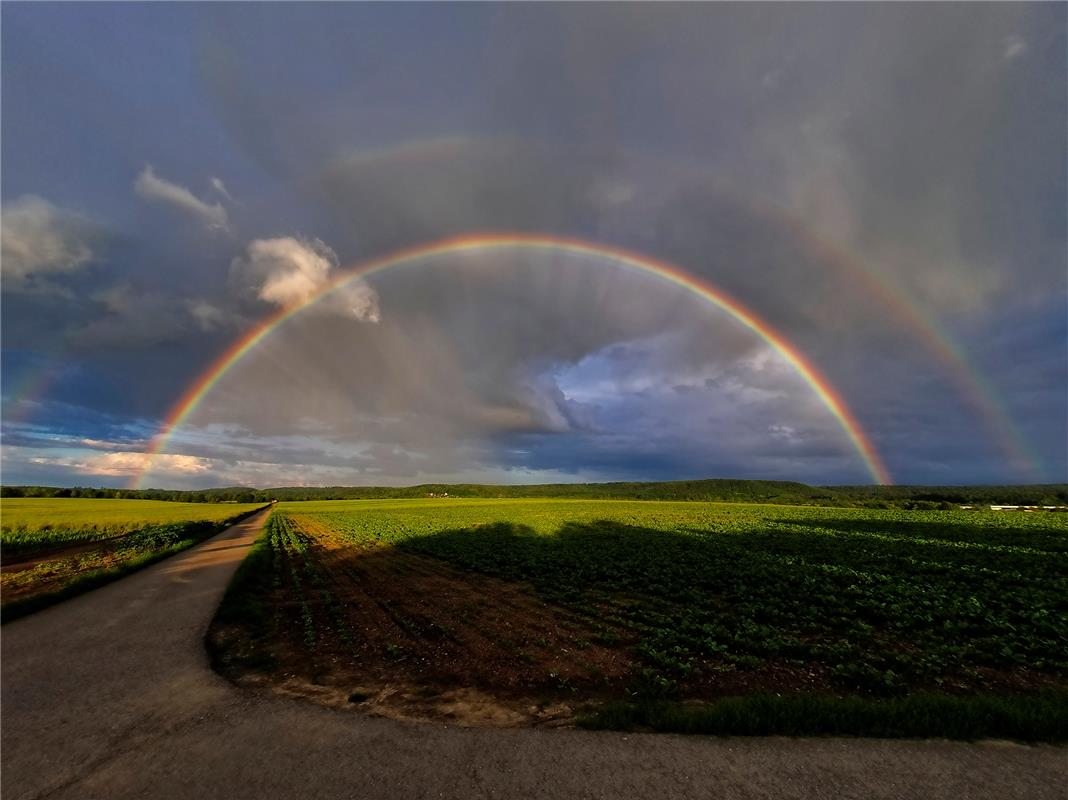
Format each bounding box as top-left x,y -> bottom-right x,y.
313,140 -> 607,253
2,3 -> 1064,486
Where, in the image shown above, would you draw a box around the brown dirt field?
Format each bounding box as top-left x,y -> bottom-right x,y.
210,518 -> 640,725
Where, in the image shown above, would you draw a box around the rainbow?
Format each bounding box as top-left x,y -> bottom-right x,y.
323,134 -> 1039,476
3,359 -> 69,427
737,203 -> 1043,478
132,234 -> 892,488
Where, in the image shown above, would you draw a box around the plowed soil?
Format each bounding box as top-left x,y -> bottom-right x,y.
210,516 -> 638,725
208,515 -> 838,725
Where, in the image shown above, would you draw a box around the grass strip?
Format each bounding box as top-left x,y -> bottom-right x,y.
1,505 -> 269,624
213,519 -> 275,632
205,517 -> 281,673
578,691 -> 1068,742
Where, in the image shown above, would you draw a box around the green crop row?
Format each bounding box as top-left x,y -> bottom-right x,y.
273,499 -> 1068,697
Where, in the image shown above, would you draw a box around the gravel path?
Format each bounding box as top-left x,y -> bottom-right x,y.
2,507 -> 1064,800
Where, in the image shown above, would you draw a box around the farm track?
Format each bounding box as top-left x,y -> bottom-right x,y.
2,507 -> 1064,800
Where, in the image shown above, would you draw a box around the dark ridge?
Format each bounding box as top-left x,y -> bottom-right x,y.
3,480 -> 1066,508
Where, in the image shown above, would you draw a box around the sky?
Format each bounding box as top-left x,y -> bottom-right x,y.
1,3 -> 1065,490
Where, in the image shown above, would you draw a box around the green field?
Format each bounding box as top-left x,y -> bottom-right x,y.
2,498 -> 265,620
211,498 -> 1068,739
1,498 -> 266,553
8,479 -> 1067,508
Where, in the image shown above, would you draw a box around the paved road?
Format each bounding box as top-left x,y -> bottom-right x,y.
2,508 -> 1064,800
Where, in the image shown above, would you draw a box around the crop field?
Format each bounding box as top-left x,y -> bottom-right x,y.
1,498 -> 265,620
210,498 -> 1068,738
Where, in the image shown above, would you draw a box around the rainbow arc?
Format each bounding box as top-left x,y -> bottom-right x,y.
131,234 -> 892,488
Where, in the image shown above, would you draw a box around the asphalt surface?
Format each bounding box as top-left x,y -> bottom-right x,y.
2,507 -> 1064,800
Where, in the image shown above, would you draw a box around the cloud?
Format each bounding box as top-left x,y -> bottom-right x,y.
229,236 -> 379,321
134,165 -> 229,230
187,300 -> 230,332
74,285 -> 187,348
210,176 -> 238,204
171,253 -> 881,484
761,69 -> 783,90
30,450 -> 213,478
1,196 -> 101,291
1003,35 -> 1028,61
72,285 -> 232,348
4,4 -> 1063,487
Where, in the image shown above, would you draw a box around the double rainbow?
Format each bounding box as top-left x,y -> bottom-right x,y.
321,134 -> 1039,475
130,234 -> 892,488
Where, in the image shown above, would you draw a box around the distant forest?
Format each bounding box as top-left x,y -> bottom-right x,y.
3,479 -> 1067,509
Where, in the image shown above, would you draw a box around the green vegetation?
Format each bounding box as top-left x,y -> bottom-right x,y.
257,479 -> 835,504
5,480 -> 1066,508
580,692 -> 1068,741
214,498 -> 1068,739
1,498 -> 266,621
828,484 -> 1068,507
1,498 -> 267,555
0,485 -> 261,503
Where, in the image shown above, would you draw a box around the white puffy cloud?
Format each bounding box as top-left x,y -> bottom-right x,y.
29,450 -> 213,478
134,165 -> 229,230
1,196 -> 98,290
229,236 -> 379,321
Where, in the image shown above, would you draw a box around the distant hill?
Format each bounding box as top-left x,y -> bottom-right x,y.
827,484 -> 1068,506
3,479 -> 1066,508
261,479 -> 836,503
0,478 -> 830,504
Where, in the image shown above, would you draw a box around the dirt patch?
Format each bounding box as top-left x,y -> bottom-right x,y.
209,517 -> 642,726
233,671 -> 576,727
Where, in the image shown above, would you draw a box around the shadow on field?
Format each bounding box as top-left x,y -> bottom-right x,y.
396,519 -> 727,602
390,515 -> 1068,602
209,514 -> 1067,735
392,518 -> 1067,690
395,516 -> 1066,599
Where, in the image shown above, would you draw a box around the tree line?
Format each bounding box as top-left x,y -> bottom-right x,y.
2,480 -> 1065,507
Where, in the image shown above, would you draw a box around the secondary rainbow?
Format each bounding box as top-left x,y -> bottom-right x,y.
131,234 -> 892,488
321,134 -> 1039,475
